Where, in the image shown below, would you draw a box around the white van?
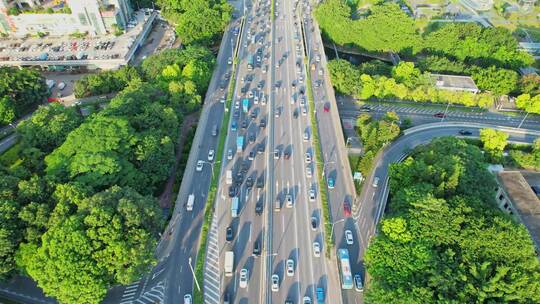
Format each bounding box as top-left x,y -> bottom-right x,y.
186,194 -> 195,211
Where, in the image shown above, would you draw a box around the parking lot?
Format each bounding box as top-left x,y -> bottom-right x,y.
0,10 -> 154,65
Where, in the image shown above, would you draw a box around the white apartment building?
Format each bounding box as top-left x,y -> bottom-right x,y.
0,0 -> 133,37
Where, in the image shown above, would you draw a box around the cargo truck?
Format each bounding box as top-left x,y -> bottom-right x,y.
225,251 -> 234,277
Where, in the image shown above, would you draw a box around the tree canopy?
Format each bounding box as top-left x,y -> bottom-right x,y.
0,45 -> 216,303
0,67 -> 48,125
365,137 -> 540,303
157,0 -> 232,46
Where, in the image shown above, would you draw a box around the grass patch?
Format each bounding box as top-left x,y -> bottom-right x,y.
304,57 -> 334,255
0,142 -> 22,170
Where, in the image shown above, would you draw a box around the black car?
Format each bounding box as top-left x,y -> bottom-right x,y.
249,150 -> 256,160
255,201 -> 263,215
257,80 -> 264,89
241,120 -> 248,129
311,217 -> 317,230
241,86 -> 248,94
257,175 -> 264,188
220,80 -> 227,91
249,134 -> 256,143
246,176 -> 254,188
228,186 -> 236,198
233,110 -> 240,118
241,161 -> 250,173
293,109 -> 299,119
257,143 -> 265,154
252,240 -> 261,256
251,110 -> 257,119
260,118 -> 266,128
284,150 -> 290,160
226,226 -> 233,242
458,130 -> 472,136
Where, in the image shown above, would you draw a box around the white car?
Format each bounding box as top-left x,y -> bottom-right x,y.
305,152 -> 312,163
196,160 -> 204,172
303,131 -> 309,141
271,274 -> 279,291
239,268 -> 249,288
227,57 -> 232,65
302,106 -> 307,116
345,230 -> 354,245
309,189 -> 316,202
183,294 -> 192,304
208,149 -> 214,161
313,242 -> 321,257
227,149 -> 233,160
303,296 -> 312,304
306,166 -> 312,178
286,259 -> 294,276
286,194 -> 293,208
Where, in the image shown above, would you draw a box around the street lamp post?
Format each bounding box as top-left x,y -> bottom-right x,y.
188,257 -> 201,292
441,101 -> 451,122
517,111 -> 529,129
331,219 -> 345,238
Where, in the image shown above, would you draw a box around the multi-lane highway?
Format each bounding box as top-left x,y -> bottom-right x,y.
215,0 -> 341,303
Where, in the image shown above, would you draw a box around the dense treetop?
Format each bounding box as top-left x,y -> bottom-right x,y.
0,67 -> 48,125
157,0 -> 232,46
365,137 -> 540,303
0,46 -> 215,303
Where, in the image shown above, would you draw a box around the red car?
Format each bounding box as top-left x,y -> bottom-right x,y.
323,103 -> 330,112
433,112 -> 446,118
343,201 -> 351,217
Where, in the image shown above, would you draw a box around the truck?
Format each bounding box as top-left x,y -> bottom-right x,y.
224,251 -> 234,277
242,98 -> 249,113
186,194 -> 195,211
231,197 -> 239,218
247,55 -> 254,70
226,170 -> 233,185
237,136 -> 244,153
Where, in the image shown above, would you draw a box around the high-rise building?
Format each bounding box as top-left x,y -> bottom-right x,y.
0,0 -> 133,37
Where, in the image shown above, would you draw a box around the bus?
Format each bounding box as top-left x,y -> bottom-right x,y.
337,248 -> 353,289
247,55 -> 254,70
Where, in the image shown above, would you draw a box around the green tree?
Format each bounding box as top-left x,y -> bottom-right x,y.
515,93 -> 540,115
23,216 -> 109,304
0,67 -> 48,117
479,128 -> 508,160
0,96 -> 15,125
17,103 -> 83,153
471,66 -> 518,96
391,62 -> 423,88
518,74 -> 540,95
0,199 -> 22,278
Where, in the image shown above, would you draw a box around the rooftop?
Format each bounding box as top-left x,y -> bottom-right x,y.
497,171 -> 540,253
430,73 -> 479,93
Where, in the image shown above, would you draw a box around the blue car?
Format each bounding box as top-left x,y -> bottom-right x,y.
327,178 -> 335,189
316,287 -> 325,304
231,120 -> 237,131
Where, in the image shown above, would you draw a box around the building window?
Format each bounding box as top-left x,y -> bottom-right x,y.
498,194 -> 504,201
503,203 -> 509,209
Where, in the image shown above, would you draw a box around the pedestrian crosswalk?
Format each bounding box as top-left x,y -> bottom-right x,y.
119,281 -> 165,304
204,214 -> 221,304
